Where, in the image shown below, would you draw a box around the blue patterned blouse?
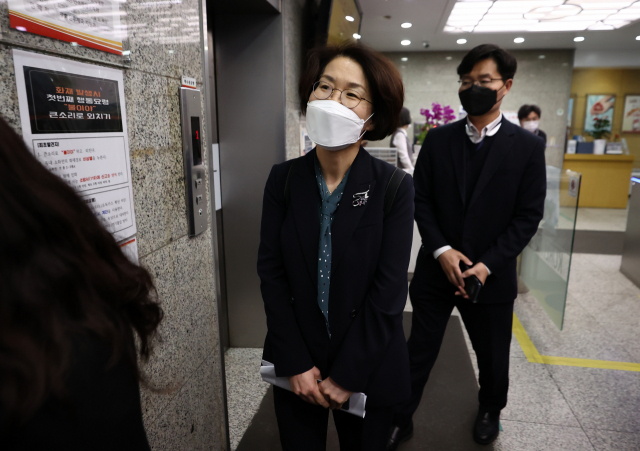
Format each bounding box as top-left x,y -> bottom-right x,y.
314,156 -> 351,337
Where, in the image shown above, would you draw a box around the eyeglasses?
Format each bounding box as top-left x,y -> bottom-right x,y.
312,81 -> 372,109
458,78 -> 503,89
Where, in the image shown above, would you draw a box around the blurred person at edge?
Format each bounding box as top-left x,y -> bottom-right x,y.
518,104 -> 547,145
257,43 -> 414,450
390,107 -> 415,175
0,117 -> 163,450
387,44 -> 546,449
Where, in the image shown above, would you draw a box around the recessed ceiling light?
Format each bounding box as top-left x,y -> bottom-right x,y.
346,16 -> 355,22
574,36 -> 585,42
401,57 -> 408,61
401,22 -> 412,28
457,38 -> 467,44
539,55 -> 546,59
446,56 -> 453,60
514,37 -> 525,43
636,36 -> 640,40
168,50 -> 174,54
16,26 -> 27,32
353,33 -> 361,39
122,50 -> 131,56
71,42 -> 79,46
401,40 -> 411,46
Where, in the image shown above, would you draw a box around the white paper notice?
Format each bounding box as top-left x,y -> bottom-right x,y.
13,49 -> 137,244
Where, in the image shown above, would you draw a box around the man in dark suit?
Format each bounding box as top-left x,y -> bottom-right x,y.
387,44 -> 546,449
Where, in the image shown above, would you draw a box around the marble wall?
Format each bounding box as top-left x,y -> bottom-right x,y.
283,0 -> 307,161
0,0 -> 226,449
370,49 -> 575,169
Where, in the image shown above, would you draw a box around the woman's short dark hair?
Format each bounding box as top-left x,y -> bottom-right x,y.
299,43 -> 405,141
399,107 -> 412,127
457,44 -> 517,82
0,117 -> 162,425
518,104 -> 542,120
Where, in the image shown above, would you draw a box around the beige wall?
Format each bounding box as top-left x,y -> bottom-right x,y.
570,68 -> 640,169
0,0 -> 226,449
369,49 -> 575,169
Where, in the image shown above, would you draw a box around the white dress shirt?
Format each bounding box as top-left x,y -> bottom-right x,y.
432,114 -> 502,275
392,127 -> 414,175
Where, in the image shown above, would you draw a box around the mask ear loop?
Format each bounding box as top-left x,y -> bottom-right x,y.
357,113 -> 375,140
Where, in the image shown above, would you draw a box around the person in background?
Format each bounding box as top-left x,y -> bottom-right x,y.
258,43 -> 414,450
390,107 -> 414,175
387,44 -> 546,449
518,104 -> 547,145
0,117 -> 163,450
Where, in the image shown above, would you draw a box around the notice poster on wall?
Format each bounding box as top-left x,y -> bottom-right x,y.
13,50 -> 137,259
622,95 -> 640,134
584,94 -> 615,133
8,0 -> 124,54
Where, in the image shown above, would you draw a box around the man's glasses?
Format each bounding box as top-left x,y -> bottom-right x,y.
458,78 -> 503,89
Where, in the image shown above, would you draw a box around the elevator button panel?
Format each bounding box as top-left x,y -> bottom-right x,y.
180,87 -> 208,237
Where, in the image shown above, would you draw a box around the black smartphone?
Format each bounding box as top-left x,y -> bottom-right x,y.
459,263 -> 483,303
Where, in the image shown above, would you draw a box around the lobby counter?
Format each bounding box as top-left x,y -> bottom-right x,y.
562,154 -> 635,208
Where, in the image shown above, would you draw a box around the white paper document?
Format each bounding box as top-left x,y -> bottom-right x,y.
260,360 -> 367,418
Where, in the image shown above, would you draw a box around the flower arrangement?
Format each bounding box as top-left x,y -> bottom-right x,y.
416,103 -> 456,145
587,116 -> 611,140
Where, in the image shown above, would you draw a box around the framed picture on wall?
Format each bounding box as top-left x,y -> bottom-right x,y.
584,94 -> 615,133
622,94 -> 640,134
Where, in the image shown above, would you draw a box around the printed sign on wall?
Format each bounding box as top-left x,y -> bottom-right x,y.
8,0 -> 124,54
13,50 -> 137,259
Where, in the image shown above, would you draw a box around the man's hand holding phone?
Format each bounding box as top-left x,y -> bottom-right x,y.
437,249 -> 473,295
437,249 -> 488,300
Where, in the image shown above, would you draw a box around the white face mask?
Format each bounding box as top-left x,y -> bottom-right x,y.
306,100 -> 374,151
522,120 -> 539,132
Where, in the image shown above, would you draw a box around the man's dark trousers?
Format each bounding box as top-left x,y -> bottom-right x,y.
393,251 -> 514,428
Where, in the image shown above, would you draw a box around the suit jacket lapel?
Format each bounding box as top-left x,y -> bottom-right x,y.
290,151 -> 321,287
468,120 -> 515,209
330,148 -> 375,273
451,120 -> 467,206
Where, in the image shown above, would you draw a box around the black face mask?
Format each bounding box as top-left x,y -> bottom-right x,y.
458,84 -> 499,117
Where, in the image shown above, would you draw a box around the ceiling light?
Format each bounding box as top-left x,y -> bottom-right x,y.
457,38 -> 467,44
574,36 -> 585,41
446,56 -> 453,60
168,50 -> 174,54
16,26 -> 27,31
353,33 -> 361,39
71,42 -> 79,46
637,36 -> 640,40
539,55 -> 546,59
401,57 -> 408,61
345,16 -> 355,22
122,50 -> 131,56
514,37 -> 525,43
401,22 -> 412,28
401,40 -> 411,45
444,0 -> 640,33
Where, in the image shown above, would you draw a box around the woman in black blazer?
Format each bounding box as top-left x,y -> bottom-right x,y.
257,44 -> 415,450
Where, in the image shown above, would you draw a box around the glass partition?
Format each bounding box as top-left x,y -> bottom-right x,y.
519,167 -> 582,330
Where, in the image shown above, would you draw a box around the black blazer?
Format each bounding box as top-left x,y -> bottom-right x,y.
414,118 -> 546,303
257,148 -> 415,407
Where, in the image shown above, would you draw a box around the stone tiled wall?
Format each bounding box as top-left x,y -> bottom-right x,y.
283,0 -> 306,161
370,49 -> 575,169
0,0 -> 226,449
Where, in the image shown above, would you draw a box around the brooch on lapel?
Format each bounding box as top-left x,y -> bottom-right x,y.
352,190 -> 369,207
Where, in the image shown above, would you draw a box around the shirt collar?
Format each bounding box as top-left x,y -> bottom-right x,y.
398,127 -> 408,137
465,113 -> 503,144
